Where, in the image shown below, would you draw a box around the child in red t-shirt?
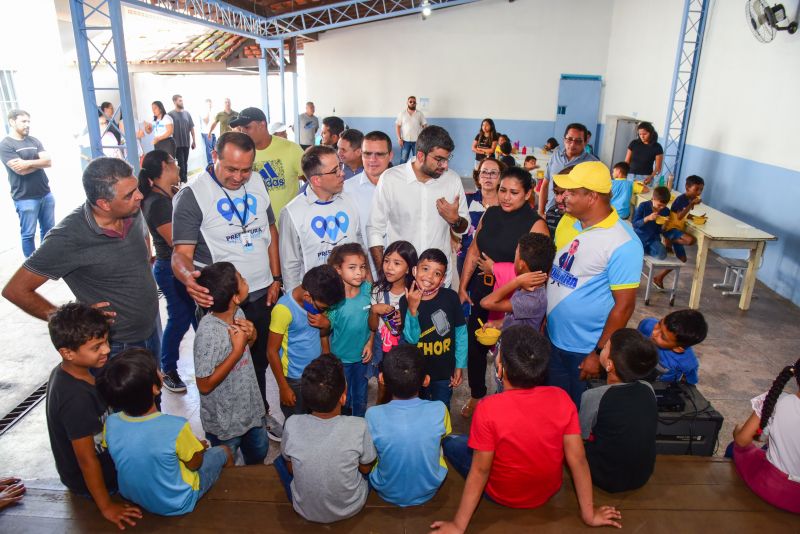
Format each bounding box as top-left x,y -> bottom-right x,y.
430,325 -> 622,533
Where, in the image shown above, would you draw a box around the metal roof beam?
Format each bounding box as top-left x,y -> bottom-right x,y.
122,0 -> 481,39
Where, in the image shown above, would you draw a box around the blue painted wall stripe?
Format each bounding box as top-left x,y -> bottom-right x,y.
681,144 -> 800,306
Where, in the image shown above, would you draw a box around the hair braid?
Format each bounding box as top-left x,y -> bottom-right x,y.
760,358 -> 799,430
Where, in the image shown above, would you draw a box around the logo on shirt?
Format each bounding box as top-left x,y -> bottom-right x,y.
217,194 -> 257,223
551,239 -> 580,289
259,160 -> 286,189
311,211 -> 349,241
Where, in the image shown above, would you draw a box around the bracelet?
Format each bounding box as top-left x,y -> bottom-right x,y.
272,275 -> 283,285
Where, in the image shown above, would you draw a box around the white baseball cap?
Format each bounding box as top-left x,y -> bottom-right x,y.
268,121 -> 287,134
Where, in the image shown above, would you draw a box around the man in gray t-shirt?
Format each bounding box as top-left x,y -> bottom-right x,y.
194,310 -> 266,461
168,94 -> 195,183
2,157 -> 159,357
280,414 -> 376,523
297,101 -> 319,149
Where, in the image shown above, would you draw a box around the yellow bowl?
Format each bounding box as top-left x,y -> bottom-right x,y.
475,327 -> 501,346
691,215 -> 707,225
632,181 -> 645,194
655,215 -> 667,225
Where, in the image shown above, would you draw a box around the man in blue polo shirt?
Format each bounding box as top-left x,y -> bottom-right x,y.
546,161 -> 643,406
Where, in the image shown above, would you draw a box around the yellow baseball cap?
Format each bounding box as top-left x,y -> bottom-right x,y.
553,161 -> 612,193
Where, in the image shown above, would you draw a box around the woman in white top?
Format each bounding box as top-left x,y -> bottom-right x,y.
730,357 -> 800,513
151,100 -> 175,156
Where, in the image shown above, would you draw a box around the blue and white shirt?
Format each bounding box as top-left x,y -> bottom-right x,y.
547,211 -> 643,353
278,185 -> 364,292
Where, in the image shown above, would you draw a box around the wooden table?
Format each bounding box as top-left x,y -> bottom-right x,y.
634,191 -> 776,311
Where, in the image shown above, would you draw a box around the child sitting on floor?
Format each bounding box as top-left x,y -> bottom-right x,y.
480,232 -> 555,332
45,303 -> 142,529
638,309 -> 707,384
366,345 -> 451,506
729,358 -> 800,513
327,244 -> 375,417
274,354 -> 377,523
431,325 -> 622,532
580,329 -> 659,493
267,265 -> 345,419
653,174 -> 704,289
633,186 -> 671,259
195,262 -> 267,464
399,248 -> 467,410
369,240 -> 418,404
98,348 -> 233,516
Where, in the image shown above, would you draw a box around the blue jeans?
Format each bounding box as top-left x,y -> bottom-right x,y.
442,434 -> 472,479
643,239 -> 667,260
153,259 -> 198,373
343,361 -> 368,417
663,228 -> 687,260
421,378 -> 453,410
108,320 -> 162,362
202,133 -> 216,167
197,446 -> 228,498
14,192 -> 55,257
400,141 -> 416,163
207,422 -> 268,465
546,344 -> 587,407
273,455 -> 294,503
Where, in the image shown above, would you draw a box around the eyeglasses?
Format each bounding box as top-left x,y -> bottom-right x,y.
564,136 -> 585,145
479,169 -> 500,177
317,162 -> 344,176
427,153 -> 453,166
363,151 -> 389,159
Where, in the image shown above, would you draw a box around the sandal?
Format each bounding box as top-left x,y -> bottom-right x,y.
460,398 -> 478,418
652,279 -> 666,291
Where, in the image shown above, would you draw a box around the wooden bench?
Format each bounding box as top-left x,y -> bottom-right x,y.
1,457 -> 797,532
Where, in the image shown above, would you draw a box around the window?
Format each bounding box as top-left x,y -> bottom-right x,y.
0,71 -> 19,136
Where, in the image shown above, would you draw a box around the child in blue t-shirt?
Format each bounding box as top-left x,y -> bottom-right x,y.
638,309 -> 708,384
610,161 -> 645,219
633,186 -> 671,259
97,348 -> 233,516
366,344 -> 451,506
654,174 -> 704,289
327,243 -> 375,417
268,265 -> 346,420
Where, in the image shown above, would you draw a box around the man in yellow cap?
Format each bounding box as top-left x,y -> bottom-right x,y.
545,161 -> 644,406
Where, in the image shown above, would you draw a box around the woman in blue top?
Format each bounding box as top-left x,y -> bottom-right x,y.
456,158 -> 503,276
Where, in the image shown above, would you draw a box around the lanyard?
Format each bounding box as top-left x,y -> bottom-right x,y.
207,164 -> 250,230
151,184 -> 172,198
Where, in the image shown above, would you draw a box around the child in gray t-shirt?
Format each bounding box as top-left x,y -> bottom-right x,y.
195,262 -> 267,464
274,354 -> 376,523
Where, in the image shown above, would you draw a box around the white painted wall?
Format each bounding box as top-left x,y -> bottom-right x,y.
304,0 -> 615,121
687,0 -> 800,171
599,0 -> 684,163
0,0 -> 87,251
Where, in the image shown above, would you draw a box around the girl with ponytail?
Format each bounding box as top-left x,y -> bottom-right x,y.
730,358 -> 800,513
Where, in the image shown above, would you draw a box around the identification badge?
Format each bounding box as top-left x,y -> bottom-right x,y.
241,231 -> 254,252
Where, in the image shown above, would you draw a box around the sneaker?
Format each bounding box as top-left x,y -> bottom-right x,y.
162,370 -> 187,393
265,414 -> 283,442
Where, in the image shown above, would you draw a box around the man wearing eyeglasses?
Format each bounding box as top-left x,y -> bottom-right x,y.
367,125 -> 468,287
343,130 -> 394,279
537,123 -> 598,218
396,96 -> 427,163
279,145 -> 366,292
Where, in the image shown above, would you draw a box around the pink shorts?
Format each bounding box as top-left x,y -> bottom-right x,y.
733,443 -> 800,513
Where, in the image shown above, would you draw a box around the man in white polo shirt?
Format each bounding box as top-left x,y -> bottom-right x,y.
395,96 -> 427,163
367,125 -> 468,287
279,145 -> 366,292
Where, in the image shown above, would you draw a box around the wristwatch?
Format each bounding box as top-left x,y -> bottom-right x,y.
272,275 -> 283,286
